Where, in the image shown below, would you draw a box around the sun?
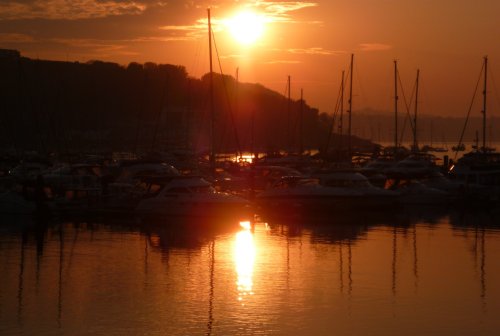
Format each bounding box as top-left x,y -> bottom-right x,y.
226,11 -> 265,45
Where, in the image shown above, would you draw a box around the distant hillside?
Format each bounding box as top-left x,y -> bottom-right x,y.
0,49 -> 344,155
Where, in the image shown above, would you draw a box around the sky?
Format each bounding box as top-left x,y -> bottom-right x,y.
1,0 -> 500,117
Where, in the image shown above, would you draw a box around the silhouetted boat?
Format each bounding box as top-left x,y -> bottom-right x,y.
432,147 -> 449,153
387,179 -> 453,205
451,144 -> 466,152
135,176 -> 251,220
421,145 -> 448,153
384,153 -> 438,179
256,175 -> 397,218
315,171 -> 398,207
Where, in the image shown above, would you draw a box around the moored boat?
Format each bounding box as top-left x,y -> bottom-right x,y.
135,176 -> 252,221
256,175 -> 397,219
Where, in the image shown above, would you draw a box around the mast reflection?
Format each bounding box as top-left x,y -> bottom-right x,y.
234,222 -> 255,304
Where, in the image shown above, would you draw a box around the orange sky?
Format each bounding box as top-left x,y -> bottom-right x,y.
1,0 -> 500,117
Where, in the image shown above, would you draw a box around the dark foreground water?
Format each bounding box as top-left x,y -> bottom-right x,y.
1,209 -> 500,336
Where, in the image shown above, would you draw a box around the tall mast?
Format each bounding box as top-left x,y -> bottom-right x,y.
339,70 -> 345,155
482,56 -> 488,152
430,120 -> 433,147
208,8 -> 215,170
185,79 -> 192,151
394,60 -> 399,152
347,54 -> 354,160
287,75 -> 291,152
413,69 -> 420,152
299,88 -> 304,155
236,67 -> 239,158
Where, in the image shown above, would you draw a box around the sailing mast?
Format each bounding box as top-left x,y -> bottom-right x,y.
413,69 -> 420,152
208,8 -> 215,170
482,56 -> 487,152
339,70 -> 345,156
287,75 -> 291,152
394,60 -> 399,153
299,88 -> 304,156
235,67 -> 239,159
347,54 -> 354,160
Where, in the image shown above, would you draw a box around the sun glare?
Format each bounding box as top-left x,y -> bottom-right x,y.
227,11 -> 265,45
234,228 -> 256,303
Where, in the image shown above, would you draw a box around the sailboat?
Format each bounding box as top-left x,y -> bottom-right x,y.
449,56 -> 500,204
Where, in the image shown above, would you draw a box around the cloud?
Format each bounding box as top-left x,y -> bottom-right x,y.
218,54 -> 245,59
47,37 -> 140,58
158,20 -> 208,41
286,47 -> 344,56
131,35 -> 195,42
239,1 -> 320,24
358,43 -> 392,51
264,60 -> 302,64
0,33 -> 34,43
51,37 -> 121,48
0,0 -> 147,20
252,1 -> 318,16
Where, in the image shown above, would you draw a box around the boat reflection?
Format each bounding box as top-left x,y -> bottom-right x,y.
449,208 -> 500,230
138,216 -> 244,255
234,221 -> 256,304
261,214 -> 384,244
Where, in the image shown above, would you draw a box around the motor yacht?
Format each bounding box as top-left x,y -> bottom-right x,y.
135,176 -> 252,221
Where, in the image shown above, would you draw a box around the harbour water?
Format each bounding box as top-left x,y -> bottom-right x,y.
1,209 -> 500,335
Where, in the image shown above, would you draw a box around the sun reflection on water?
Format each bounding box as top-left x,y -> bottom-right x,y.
234,222 -> 256,304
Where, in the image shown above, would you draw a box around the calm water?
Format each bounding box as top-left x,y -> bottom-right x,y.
1,209 -> 500,335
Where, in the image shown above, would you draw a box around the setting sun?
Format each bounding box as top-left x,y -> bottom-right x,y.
226,11 -> 265,45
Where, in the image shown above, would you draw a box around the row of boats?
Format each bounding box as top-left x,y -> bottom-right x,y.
0,148 -> 499,221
